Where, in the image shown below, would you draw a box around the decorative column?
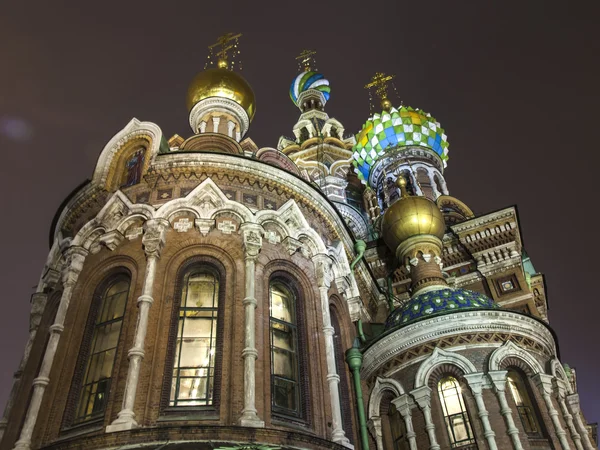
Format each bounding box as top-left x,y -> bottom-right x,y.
391,394 -> 418,450
464,373 -> 498,450
534,374 -> 571,450
488,371 -> 523,450
556,385 -> 584,450
238,224 -> 264,427
367,416 -> 384,450
312,254 -> 350,446
227,120 -> 235,138
212,116 -> 220,133
427,169 -> 441,199
107,219 -> 168,432
199,121 -> 207,133
13,246 -> 88,450
566,393 -> 595,450
411,386 -> 440,450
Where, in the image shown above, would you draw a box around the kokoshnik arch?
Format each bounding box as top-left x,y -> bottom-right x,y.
0,35 -> 596,450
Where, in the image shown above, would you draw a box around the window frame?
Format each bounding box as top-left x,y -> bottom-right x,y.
63,271 -> 131,429
437,375 -> 476,449
507,370 -> 543,438
160,257 -> 226,417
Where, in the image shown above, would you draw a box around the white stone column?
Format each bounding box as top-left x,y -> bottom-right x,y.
13,246 -> 88,450
199,121 -> 207,133
566,393 -> 595,450
411,386 -> 440,450
367,416 -> 384,450
227,120 -> 235,138
312,254 -> 350,446
464,373 -> 498,450
392,394 -> 418,450
488,371 -> 523,450
212,117 -> 220,133
236,130 -> 241,141
427,169 -> 441,199
534,374 -> 571,450
238,225 -> 264,427
107,219 -> 168,432
556,386 -> 584,450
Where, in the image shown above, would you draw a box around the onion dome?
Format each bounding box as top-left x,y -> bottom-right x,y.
385,287 -> 499,329
381,178 -> 445,254
352,105 -> 449,184
289,71 -> 331,106
186,67 -> 256,122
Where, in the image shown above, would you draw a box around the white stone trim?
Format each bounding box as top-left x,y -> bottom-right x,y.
188,97 -> 250,139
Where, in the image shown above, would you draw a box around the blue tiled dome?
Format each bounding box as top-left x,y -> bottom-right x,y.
385,288 -> 499,329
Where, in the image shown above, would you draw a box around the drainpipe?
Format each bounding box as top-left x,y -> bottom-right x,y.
357,319 -> 367,343
346,339 -> 370,450
350,240 -> 367,270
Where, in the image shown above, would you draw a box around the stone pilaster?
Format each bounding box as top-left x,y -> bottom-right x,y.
464,373 -> 498,450
312,253 -> 350,446
238,224 -> 264,427
107,219 -> 168,432
556,385 -> 584,450
411,386 -> 440,450
391,394 -> 418,450
488,371 -> 523,450
534,374 -> 571,450
212,116 -> 220,133
13,246 -> 88,450
367,416 -> 384,450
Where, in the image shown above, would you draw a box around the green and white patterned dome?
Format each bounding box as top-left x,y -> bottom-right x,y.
352,105 -> 449,184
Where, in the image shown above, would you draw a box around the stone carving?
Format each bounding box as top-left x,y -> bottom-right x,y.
218,220 -> 237,234
173,218 -> 193,232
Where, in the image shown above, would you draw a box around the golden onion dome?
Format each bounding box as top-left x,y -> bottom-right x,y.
381,178 -> 445,253
186,67 -> 256,121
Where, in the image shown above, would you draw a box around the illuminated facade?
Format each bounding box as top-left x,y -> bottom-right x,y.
0,37 -> 596,450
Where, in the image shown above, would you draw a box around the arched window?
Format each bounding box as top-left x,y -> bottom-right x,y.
74,275 -> 130,423
269,280 -> 301,417
169,270 -> 220,407
438,376 -> 475,447
389,403 -> 409,450
507,370 -> 541,436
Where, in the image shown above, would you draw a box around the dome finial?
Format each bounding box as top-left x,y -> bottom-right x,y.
365,72 -> 395,111
296,49 -> 317,72
207,32 -> 242,71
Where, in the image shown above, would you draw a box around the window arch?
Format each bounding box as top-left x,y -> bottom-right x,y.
168,267 -> 221,407
507,370 -> 542,437
71,273 -> 130,424
437,376 -> 475,448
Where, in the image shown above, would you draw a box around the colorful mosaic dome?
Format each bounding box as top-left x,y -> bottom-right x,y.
352,106 -> 449,184
385,288 -> 498,330
290,71 -> 331,106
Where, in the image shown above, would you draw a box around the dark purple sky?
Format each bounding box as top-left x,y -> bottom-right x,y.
1,0 -> 599,426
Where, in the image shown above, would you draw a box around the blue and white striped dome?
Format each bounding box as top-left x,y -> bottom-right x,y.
289,71 -> 331,106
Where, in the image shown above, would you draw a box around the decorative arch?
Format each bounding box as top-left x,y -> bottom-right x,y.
256,147 -> 300,175
92,118 -> 163,189
549,357 -> 573,394
368,377 -> 406,420
414,347 -> 477,388
488,341 -> 544,376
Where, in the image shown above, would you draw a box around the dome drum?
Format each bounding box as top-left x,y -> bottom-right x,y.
189,97 -> 250,140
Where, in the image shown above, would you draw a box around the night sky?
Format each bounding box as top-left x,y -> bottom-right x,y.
1,0 -> 599,426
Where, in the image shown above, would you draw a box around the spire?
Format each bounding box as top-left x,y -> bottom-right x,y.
365,72 -> 395,111
206,32 -> 243,70
296,49 -> 317,72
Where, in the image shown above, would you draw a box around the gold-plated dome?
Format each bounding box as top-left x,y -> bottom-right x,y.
186,67 -> 256,121
381,178 -> 445,252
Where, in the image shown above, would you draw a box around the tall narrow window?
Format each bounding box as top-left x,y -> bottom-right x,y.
269,280 -> 301,417
75,277 -> 129,423
389,403 -> 409,450
507,370 -> 541,436
438,376 -> 475,448
170,270 -> 219,406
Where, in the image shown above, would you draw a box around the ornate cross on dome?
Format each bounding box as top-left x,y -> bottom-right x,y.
365,72 -> 395,99
296,49 -> 317,72
208,32 -> 242,68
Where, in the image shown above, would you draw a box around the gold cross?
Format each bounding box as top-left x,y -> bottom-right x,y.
208,32 -> 242,64
296,49 -> 317,71
365,72 -> 395,99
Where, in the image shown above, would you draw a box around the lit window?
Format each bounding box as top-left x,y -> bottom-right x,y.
269,280 -> 301,416
507,370 -> 541,436
170,271 -> 219,406
389,403 -> 408,450
75,277 -> 129,422
438,376 -> 475,448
